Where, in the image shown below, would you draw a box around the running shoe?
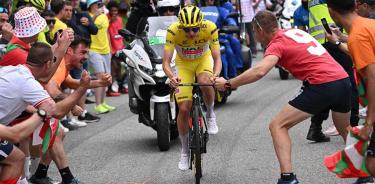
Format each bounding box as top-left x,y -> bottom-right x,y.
60,119 -> 79,131
207,117 -> 219,134
95,104 -> 109,114
61,178 -> 83,184
60,123 -> 70,133
29,175 -> 54,184
277,175 -> 299,184
70,118 -> 87,127
178,153 -> 189,171
323,124 -> 339,136
102,102 -> 116,111
78,112 -> 100,123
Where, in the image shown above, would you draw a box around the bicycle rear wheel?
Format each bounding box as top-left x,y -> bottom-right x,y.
192,105 -> 202,184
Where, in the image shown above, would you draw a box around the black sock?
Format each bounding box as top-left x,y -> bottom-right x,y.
59,167 -> 74,184
281,173 -> 294,181
34,164 -> 49,178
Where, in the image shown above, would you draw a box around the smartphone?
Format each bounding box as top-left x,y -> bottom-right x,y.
321,18 -> 332,34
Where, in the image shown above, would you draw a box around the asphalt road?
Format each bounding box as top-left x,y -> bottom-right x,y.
48,57 -> 359,184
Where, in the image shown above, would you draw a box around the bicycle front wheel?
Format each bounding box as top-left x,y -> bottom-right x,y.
192,105 -> 202,184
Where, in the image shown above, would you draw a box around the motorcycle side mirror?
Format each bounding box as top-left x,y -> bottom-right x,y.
119,29 -> 136,38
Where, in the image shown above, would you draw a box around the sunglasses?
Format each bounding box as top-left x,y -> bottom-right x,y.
183,27 -> 200,33
252,17 -> 263,31
46,19 -> 56,25
0,7 -> 8,14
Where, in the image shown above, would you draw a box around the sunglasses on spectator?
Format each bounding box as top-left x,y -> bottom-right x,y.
183,27 -> 200,33
252,16 -> 263,31
46,19 -> 56,25
0,7 -> 8,14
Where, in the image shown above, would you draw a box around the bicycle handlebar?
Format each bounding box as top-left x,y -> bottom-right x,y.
178,83 -> 214,87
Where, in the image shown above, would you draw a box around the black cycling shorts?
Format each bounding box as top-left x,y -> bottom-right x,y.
289,78 -> 351,115
0,140 -> 14,162
367,126 -> 375,157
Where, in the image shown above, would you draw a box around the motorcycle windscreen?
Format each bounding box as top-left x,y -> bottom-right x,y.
146,16 -> 178,63
200,6 -> 219,25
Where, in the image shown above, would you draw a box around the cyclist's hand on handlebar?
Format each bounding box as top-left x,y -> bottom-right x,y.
169,76 -> 181,89
214,77 -> 227,91
210,76 -> 218,84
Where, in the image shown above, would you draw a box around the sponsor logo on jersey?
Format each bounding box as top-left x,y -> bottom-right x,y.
181,47 -> 204,55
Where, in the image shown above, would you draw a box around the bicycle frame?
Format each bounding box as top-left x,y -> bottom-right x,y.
177,83 -> 211,184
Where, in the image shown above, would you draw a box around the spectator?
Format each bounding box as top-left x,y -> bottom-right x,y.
87,0 -> 116,114
307,0 -> 359,144
293,0 -> 309,31
40,11 -> 56,45
0,43 -> 56,184
0,6 -> 12,43
50,0 -> 73,39
0,42 -> 88,184
68,0 -> 98,40
107,0 -> 124,96
327,0 -> 375,180
31,36 -> 111,184
0,7 -> 70,83
356,0 -> 375,18
67,0 -> 101,123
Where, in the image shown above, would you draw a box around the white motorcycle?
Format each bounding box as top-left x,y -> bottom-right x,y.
117,16 -> 178,151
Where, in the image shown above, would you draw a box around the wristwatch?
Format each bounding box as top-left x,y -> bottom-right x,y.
335,40 -> 342,47
36,109 -> 47,120
224,80 -> 232,90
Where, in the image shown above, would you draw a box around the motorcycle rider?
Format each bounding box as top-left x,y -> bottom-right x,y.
126,0 -> 158,34
127,0 -> 180,113
157,0 -> 180,16
163,5 -> 222,170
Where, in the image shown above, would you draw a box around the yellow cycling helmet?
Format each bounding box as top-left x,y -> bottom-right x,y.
178,5 -> 204,27
24,0 -> 45,12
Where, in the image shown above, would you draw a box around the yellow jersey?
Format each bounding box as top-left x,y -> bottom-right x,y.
165,20 -> 220,61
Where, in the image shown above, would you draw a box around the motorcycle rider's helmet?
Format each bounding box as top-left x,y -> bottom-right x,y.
178,5 -> 203,27
157,0 -> 180,15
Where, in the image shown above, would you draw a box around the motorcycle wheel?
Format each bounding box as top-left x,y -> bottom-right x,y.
279,68 -> 289,80
155,103 -> 170,151
241,45 -> 252,70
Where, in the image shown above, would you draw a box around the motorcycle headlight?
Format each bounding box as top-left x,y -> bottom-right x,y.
139,65 -> 154,75
153,64 -> 165,78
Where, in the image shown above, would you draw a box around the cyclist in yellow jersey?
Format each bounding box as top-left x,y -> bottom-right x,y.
163,6 -> 221,170
162,5 -> 222,170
